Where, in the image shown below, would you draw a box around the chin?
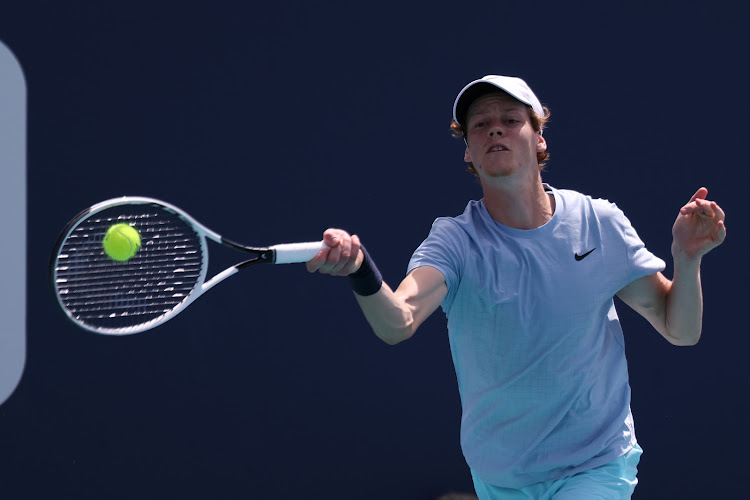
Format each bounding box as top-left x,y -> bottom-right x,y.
479,166 -> 515,178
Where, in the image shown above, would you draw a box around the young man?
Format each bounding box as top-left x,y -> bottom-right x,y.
307,75 -> 726,499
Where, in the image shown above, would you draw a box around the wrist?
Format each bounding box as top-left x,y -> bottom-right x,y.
348,246 -> 383,296
671,244 -> 703,275
671,242 -> 702,263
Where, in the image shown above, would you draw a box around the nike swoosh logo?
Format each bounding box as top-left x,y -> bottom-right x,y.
574,248 -> 596,261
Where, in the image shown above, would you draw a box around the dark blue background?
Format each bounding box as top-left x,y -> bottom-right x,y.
1,2 -> 746,498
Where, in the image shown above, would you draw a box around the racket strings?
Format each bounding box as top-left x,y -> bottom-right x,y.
54,206 -> 206,331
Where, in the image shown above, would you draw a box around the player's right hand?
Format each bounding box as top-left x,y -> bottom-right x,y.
306,228 -> 363,276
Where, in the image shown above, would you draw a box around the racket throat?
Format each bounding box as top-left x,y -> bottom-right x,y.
221,237 -> 275,267
236,254 -> 273,270
202,266 -> 241,293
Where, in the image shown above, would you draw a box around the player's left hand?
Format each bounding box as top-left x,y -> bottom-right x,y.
672,187 -> 726,261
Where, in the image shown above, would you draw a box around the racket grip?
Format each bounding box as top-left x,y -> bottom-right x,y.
271,241 -> 328,264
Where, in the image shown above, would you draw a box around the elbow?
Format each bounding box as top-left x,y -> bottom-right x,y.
665,329 -> 701,346
676,335 -> 701,347
365,296 -> 419,345
382,331 -> 413,346
662,312 -> 702,346
378,323 -> 415,346
375,314 -> 416,346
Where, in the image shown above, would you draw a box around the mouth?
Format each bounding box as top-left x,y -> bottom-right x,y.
487,144 -> 509,153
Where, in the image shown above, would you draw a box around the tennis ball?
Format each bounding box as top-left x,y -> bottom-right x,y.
102,223 -> 141,262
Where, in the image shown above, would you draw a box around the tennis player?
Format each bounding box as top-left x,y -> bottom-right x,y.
307,75 -> 726,499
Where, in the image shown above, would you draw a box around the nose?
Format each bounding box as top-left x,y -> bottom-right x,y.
488,121 -> 502,136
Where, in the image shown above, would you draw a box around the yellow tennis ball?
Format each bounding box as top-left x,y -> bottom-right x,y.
102,223 -> 141,261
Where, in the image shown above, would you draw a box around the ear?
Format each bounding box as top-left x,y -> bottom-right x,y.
536,132 -> 547,153
464,144 -> 472,163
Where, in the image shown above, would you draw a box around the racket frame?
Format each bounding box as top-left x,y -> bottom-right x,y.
50,196 -> 323,335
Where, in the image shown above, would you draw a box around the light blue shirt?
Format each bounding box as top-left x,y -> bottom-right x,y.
407,185 -> 665,488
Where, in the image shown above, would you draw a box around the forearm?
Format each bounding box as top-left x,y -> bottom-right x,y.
663,251 -> 703,345
661,187 -> 726,344
306,230 -> 446,345
617,188 -> 724,346
346,247 -> 413,344
354,283 -> 416,345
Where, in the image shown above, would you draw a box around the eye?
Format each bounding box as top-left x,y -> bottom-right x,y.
473,121 -> 485,128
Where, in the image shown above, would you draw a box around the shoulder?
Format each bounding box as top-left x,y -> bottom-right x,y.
552,185 -> 625,221
552,185 -> 613,208
410,201 -> 488,271
429,200 -> 485,237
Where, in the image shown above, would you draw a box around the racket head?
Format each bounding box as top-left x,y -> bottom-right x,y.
50,197 -> 211,335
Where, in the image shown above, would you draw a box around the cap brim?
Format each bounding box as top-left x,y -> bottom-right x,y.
453,82 -> 504,127
453,77 -> 543,127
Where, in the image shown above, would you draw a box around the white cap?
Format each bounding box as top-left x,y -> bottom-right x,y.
453,75 -> 544,126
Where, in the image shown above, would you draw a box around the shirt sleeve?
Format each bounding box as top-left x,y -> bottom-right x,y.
407,218 -> 468,312
610,204 -> 667,284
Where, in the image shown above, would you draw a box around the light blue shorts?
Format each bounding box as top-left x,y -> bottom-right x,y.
471,444 -> 643,500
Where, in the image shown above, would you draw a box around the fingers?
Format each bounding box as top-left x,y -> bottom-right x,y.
711,200 -> 726,224
679,188 -> 725,223
306,228 -> 362,276
673,188 -> 727,254
680,187 -> 708,214
716,219 -> 727,245
687,186 -> 708,204
680,198 -> 716,217
680,202 -> 726,235
711,198 -> 728,245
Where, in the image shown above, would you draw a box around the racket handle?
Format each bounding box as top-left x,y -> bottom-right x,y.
271,241 -> 328,264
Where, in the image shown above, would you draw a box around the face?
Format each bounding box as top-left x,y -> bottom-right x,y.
463,92 -> 547,181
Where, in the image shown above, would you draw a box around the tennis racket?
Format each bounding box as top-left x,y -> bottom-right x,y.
50,196 -> 326,336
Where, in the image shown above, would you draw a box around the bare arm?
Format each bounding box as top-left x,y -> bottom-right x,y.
306,229 -> 447,345
617,187 -> 726,346
354,266 -> 447,344
617,270 -> 701,346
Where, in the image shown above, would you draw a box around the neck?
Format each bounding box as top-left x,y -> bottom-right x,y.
481,174 -> 555,229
